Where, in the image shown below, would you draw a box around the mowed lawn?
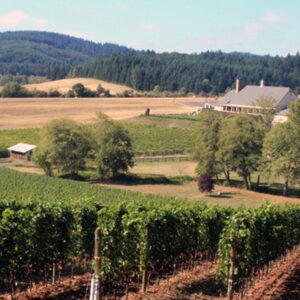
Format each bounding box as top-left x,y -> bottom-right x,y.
99,161 -> 300,207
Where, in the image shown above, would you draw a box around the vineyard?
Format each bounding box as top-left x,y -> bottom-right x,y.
0,168 -> 300,298
0,122 -> 196,157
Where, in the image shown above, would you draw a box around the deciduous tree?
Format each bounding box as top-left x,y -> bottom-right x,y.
193,110 -> 223,179
262,122 -> 300,196
35,119 -> 90,178
91,113 -> 134,179
217,115 -> 263,190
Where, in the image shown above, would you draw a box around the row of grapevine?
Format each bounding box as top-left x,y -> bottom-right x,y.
217,204 -> 300,289
0,169 -> 230,286
98,201 -> 231,283
0,123 -> 196,155
1,168 -> 300,294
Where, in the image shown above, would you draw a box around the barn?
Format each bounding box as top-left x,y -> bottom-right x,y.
8,143 -> 37,161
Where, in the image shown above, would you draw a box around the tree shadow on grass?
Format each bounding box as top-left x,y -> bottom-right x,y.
253,184 -> 300,198
90,173 -> 195,186
209,194 -> 232,199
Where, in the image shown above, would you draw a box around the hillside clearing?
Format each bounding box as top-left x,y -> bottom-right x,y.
24,77 -> 135,95
0,97 -> 204,129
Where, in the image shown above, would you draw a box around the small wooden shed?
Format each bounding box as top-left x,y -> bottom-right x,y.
8,143 -> 37,161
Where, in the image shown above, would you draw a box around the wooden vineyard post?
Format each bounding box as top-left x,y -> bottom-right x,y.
141,226 -> 149,293
227,239 -> 236,300
52,263 -> 56,285
90,228 -> 102,300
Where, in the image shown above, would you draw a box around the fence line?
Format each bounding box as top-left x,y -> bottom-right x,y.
134,155 -> 189,162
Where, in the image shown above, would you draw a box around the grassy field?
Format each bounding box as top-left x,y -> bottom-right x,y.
0,97 -> 203,129
24,77 -> 135,95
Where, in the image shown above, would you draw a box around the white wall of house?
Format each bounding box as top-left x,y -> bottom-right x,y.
273,114 -> 288,124
214,106 -> 224,111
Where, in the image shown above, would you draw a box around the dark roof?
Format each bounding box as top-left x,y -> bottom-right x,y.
221,85 -> 293,106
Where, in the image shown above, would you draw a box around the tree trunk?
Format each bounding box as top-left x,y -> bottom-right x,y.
224,170 -> 231,185
283,180 -> 288,196
243,175 -> 249,190
248,175 -> 252,190
256,174 -> 260,186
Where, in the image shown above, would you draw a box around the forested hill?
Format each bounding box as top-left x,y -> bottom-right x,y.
0,31 -> 131,78
77,51 -> 300,94
2,31 -> 300,94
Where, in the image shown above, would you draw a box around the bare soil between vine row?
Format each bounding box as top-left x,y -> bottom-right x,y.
1,246 -> 299,299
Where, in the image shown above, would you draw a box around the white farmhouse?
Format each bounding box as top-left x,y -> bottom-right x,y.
214,79 -> 297,115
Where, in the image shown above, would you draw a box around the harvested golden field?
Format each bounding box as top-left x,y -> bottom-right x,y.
0,97 -> 207,129
24,78 -> 134,95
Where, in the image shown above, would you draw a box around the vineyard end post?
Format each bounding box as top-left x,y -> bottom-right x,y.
94,227 -> 102,300
227,239 -> 236,300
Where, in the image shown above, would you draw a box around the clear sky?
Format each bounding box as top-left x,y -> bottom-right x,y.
0,0 -> 299,56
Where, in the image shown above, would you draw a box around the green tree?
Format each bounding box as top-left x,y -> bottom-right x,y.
217,115 -> 263,190
288,100 -> 300,125
1,82 -> 29,97
253,96 -> 278,186
96,84 -> 105,96
35,119 -> 90,178
92,113 -> 134,179
254,96 -> 277,134
103,89 -> 111,97
72,83 -> 86,97
262,122 -> 300,196
34,145 -> 53,176
193,110 -> 223,179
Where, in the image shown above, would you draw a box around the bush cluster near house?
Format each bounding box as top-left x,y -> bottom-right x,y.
193,101 -> 300,196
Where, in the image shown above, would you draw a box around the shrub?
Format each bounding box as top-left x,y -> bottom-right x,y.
198,174 -> 214,193
0,149 -> 9,158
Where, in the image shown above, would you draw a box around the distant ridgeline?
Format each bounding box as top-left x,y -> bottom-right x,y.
0,31 -> 131,79
77,51 -> 300,94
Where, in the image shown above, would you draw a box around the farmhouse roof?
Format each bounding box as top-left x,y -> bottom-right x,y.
8,143 -> 37,154
221,85 -> 295,107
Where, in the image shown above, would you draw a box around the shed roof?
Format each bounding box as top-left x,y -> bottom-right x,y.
8,143 -> 37,154
221,86 -> 293,106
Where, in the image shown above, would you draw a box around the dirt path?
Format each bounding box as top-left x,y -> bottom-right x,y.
132,260 -> 225,300
0,274 -> 91,300
2,248 -> 300,299
240,245 -> 300,300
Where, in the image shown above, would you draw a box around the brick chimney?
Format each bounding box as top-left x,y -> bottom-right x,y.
260,79 -> 265,88
236,78 -> 243,93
